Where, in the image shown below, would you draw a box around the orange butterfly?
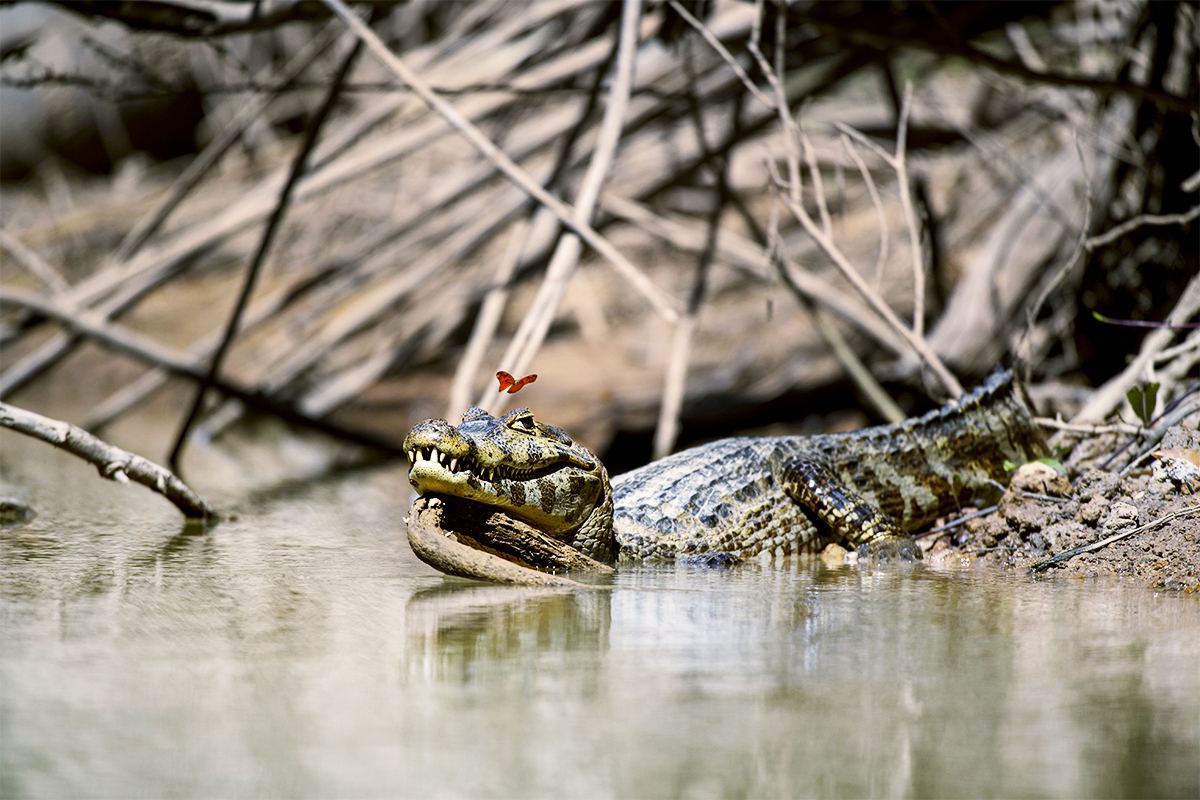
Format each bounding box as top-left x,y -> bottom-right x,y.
496,371 -> 537,394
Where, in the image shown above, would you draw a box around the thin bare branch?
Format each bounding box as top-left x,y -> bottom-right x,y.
493,0 -> 647,411
0,401 -> 215,519
840,133 -> 889,288
322,0 -> 680,323
765,196 -> 904,423
1020,132 -> 1093,380
767,158 -> 963,397
1084,205 -> 1200,251
746,0 -> 800,202
666,0 -> 773,109
798,124 -> 832,238
0,230 -> 70,294
892,82 -> 926,337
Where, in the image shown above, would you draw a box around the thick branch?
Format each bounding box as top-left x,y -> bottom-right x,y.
0,401 -> 215,519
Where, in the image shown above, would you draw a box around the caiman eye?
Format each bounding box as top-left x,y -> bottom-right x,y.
509,414 -> 537,432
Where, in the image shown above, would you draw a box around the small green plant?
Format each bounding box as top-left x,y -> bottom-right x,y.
1004,456 -> 1066,474
1005,442 -> 1068,475
1126,382 -> 1159,427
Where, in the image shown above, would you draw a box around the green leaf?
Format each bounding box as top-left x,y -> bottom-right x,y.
1125,382 -> 1159,426
1003,460 -> 1018,473
1035,457 -> 1066,475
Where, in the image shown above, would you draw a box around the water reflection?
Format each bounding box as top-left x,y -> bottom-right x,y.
2,434 -> 1197,798
404,583 -> 611,684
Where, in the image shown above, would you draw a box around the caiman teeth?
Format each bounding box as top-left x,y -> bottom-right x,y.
408,445 -> 566,484
408,446 -> 497,481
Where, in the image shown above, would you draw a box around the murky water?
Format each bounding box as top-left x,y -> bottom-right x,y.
2,433 -> 1198,799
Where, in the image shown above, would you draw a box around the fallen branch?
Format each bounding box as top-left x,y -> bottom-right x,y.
1028,504 -> 1200,574
0,401 -> 216,520
407,496 -> 600,587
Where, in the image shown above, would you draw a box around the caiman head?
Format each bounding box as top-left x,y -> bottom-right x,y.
403,406 -> 616,566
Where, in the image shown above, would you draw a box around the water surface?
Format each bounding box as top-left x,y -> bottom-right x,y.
2,434 -> 1197,798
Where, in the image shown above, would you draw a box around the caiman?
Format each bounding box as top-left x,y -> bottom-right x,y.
403,369 -> 1047,583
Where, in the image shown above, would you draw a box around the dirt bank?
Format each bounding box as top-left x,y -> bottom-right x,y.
932,425 -> 1200,592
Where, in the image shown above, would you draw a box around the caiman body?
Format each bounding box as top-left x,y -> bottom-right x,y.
404,370 -> 1047,581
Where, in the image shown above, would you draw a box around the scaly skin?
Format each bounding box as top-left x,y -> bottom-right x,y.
404,370 -> 1048,577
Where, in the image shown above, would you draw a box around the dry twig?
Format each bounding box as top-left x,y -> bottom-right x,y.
768,159 -> 963,398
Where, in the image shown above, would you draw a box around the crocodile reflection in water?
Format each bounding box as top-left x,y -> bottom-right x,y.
403,369 -> 1047,583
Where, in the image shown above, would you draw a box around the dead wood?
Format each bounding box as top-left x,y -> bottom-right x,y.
0,400 -> 215,519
